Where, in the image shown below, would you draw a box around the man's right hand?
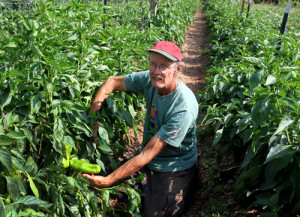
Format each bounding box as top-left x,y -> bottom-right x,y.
88,76 -> 127,145
88,100 -> 103,116
88,76 -> 127,116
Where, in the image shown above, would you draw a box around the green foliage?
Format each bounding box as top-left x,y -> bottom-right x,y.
199,0 -> 300,216
0,0 -> 200,216
148,0 -> 198,45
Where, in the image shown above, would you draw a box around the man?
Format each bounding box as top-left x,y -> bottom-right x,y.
83,41 -> 199,217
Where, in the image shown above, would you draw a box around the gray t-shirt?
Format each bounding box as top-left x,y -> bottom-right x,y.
124,70 -> 198,172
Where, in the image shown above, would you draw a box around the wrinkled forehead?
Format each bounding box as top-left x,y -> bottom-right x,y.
149,51 -> 176,64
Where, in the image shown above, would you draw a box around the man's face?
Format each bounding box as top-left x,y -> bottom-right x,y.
149,52 -> 181,96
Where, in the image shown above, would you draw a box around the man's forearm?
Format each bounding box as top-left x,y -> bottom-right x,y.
106,135 -> 167,186
89,76 -> 127,113
82,135 -> 167,187
106,153 -> 148,185
91,79 -> 114,108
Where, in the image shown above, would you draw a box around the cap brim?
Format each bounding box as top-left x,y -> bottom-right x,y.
147,49 -> 178,61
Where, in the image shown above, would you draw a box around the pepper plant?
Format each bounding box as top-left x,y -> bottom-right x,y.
199,1 -> 299,216
0,0 -> 200,216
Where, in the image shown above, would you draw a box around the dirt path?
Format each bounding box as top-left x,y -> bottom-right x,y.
180,10 -> 260,217
180,10 -> 213,217
180,10 -> 210,93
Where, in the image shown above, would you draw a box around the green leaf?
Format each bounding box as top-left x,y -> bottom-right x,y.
122,109 -> 133,127
1,90 -> 12,109
98,126 -> 109,143
244,56 -> 261,64
265,154 -> 291,181
249,70 -> 264,91
17,208 -> 45,216
0,200 -> 4,217
0,147 -> 12,172
26,173 -> 39,199
0,135 -> 15,146
73,122 -> 92,137
21,128 -> 36,147
106,98 -> 117,113
96,159 -> 106,173
61,100 -> 75,112
5,176 -> 22,201
284,71 -> 297,81
68,34 -> 78,41
4,42 -> 17,48
250,97 -> 270,127
15,196 -> 52,209
100,189 -> 110,214
12,156 -> 25,172
265,143 -> 292,164
99,143 -> 112,155
289,164 -> 297,190
125,186 -> 141,213
20,15 -> 31,30
237,165 -> 262,183
224,113 -> 233,127
11,147 -> 25,160
254,195 -> 275,207
273,116 -> 294,135
212,128 -> 223,146
63,136 -> 76,149
5,113 -> 21,129
67,205 -> 80,217
24,156 -> 38,176
66,176 -> 78,188
128,104 -> 137,118
54,118 -> 64,142
6,131 -> 26,140
32,45 -> 43,57
265,75 -> 277,85
30,94 -> 42,114
241,146 -> 255,169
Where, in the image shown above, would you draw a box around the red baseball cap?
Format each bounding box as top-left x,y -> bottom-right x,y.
148,41 -> 182,62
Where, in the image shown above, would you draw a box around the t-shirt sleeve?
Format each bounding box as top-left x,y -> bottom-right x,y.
124,71 -> 149,94
157,110 -> 194,147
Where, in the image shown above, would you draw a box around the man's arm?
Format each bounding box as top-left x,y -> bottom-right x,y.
89,76 -> 127,115
82,134 -> 168,187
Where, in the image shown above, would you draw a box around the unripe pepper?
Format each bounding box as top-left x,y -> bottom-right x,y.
61,142 -> 73,168
4,195 -> 10,204
11,165 -> 21,178
62,157 -> 69,168
69,159 -> 101,174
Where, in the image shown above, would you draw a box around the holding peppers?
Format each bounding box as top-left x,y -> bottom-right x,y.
61,142 -> 101,174
69,159 -> 101,174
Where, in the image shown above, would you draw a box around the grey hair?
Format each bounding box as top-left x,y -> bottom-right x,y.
171,61 -> 183,82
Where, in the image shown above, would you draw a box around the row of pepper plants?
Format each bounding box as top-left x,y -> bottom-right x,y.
199,0 -> 299,216
0,0 -> 200,216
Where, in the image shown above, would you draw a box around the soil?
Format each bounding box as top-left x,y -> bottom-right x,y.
180,11 -> 210,93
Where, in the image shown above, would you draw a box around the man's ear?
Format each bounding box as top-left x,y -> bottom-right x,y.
176,63 -> 183,73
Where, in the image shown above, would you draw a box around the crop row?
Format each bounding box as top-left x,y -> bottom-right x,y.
0,0 -> 200,216
199,1 -> 299,216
